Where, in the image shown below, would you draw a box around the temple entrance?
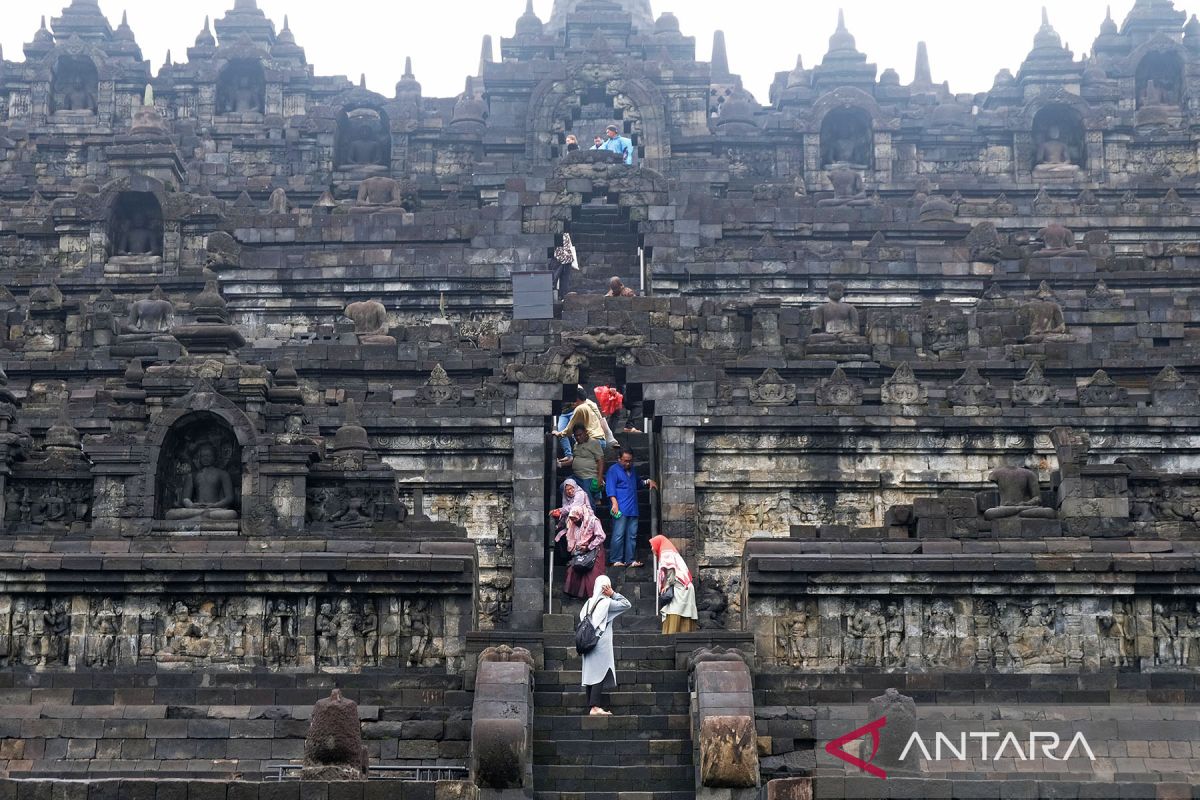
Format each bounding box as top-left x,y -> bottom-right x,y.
550,85 -> 644,162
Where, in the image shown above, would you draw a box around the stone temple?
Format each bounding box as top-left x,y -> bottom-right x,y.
3,0 -> 1200,797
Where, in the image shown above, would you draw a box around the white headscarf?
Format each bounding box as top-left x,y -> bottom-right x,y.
580,575 -> 613,631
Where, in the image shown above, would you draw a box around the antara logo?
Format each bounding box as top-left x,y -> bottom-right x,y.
825,717 -> 889,779
826,718 -> 1098,780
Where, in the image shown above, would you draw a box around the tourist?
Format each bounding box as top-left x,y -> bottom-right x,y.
601,124 -> 634,165
565,134 -> 580,153
556,502 -> 607,599
558,428 -> 605,505
551,477 -> 589,561
605,449 -> 658,568
591,135 -> 604,150
579,575 -> 631,716
605,277 -> 637,298
549,233 -> 579,300
651,535 -> 698,634
553,387 -> 609,451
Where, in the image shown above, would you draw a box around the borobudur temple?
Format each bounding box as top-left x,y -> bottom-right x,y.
0,0 -> 1199,798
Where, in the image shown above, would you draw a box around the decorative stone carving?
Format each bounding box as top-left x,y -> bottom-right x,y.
947,365 -> 995,408
748,368 -> 795,406
1010,362 -> 1055,407
816,367 -> 862,406
264,599 -> 298,668
880,362 -> 926,406
1078,369 -> 1129,407
415,364 -> 462,406
1006,603 -> 1064,669
355,176 -> 408,208
983,465 -> 1056,520
1086,278 -> 1122,309
125,286 -> 175,334
923,600 -> 959,667
86,598 -> 121,669
810,283 -> 861,342
1098,601 -> 1135,668
1152,365 -> 1197,408
302,690 -> 368,781
269,188 -> 290,214
844,599 -> 887,667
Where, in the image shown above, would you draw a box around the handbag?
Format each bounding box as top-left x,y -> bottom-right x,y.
570,548 -> 598,573
658,583 -> 675,606
574,599 -> 601,655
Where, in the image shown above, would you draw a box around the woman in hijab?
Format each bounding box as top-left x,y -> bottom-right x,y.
556,501 -> 607,598
579,575 -> 630,716
650,535 -> 698,634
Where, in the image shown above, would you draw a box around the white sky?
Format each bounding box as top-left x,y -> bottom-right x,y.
0,1 -> 1154,100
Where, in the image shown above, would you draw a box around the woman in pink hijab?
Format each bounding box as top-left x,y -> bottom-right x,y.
557,501 -> 607,599
650,535 -> 698,634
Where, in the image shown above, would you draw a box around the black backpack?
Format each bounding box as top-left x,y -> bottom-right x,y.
574,599 -> 601,655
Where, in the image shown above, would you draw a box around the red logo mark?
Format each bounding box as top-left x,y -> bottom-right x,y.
825,716 -> 888,779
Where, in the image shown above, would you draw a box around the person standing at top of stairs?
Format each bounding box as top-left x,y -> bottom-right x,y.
579,576 -> 631,716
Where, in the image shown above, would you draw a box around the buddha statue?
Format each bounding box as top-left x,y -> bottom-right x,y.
1036,126 -> 1071,167
1020,281 -> 1071,343
224,76 -> 262,114
164,443 -> 239,521
117,212 -> 161,256
341,113 -> 388,167
1032,223 -> 1085,258
58,75 -> 97,113
809,283 -> 864,343
817,165 -> 874,207
344,299 -> 395,345
983,465 -> 1056,520
355,176 -> 403,207
1140,78 -> 1170,108
124,287 -> 175,335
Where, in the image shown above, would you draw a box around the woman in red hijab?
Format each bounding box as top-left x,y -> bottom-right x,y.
650,535 -> 698,634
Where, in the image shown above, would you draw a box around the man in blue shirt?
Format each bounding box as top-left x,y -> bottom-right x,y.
601,124 -> 634,166
605,448 -> 658,567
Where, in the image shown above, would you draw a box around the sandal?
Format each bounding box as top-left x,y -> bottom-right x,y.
611,562 -> 627,568
630,561 -> 645,568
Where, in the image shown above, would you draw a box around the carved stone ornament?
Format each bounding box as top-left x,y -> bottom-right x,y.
880,362 -> 927,406
747,368 -> 795,406
416,364 -> 462,407
816,367 -> 862,406
1010,362 -> 1055,407
946,365 -> 994,407
1078,369 -> 1130,407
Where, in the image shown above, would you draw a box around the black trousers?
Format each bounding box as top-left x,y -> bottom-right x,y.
586,670 -> 614,708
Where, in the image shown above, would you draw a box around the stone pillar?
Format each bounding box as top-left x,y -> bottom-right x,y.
509,382 -> 557,631
690,650 -> 760,796
471,646 -> 535,795
660,424 -> 697,549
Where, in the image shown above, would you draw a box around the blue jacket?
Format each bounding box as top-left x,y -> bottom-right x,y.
602,135 -> 634,165
606,463 -> 642,517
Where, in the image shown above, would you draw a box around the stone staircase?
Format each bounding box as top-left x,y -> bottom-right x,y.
532,595 -> 694,800
566,204 -> 641,296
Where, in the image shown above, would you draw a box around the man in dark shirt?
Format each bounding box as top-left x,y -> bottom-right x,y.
605,449 -> 658,568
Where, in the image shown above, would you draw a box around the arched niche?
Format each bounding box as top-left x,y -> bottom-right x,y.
1136,51 -> 1183,108
528,74 -> 668,168
820,107 -> 872,168
1032,104 -> 1085,169
108,191 -> 163,258
50,55 -> 98,114
155,412 -> 242,522
217,59 -> 265,115
336,107 -> 392,168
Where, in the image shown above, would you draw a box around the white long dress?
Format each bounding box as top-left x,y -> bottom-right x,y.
580,594 -> 631,689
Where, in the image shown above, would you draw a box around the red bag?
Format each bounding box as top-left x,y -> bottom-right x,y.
594,386 -> 624,417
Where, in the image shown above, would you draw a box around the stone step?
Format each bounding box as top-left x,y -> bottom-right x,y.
533,689 -> 690,715
533,793 -> 695,800
533,764 -> 694,793
533,713 -> 690,737
536,669 -> 688,691
533,737 -> 692,766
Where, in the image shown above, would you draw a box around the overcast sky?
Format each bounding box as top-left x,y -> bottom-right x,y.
0,1 -> 1155,100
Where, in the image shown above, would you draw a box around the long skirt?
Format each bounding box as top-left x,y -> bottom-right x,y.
564,544 -> 606,599
662,614 -> 698,635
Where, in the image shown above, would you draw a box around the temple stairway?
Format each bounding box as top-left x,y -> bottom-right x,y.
531,598 -> 694,800
565,204 -> 641,296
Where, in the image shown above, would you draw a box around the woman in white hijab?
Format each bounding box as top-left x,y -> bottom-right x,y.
579,575 -> 631,716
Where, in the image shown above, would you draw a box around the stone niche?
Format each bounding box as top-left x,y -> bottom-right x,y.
336,106 -> 392,169
107,191 -> 164,265
154,412 -> 242,524
1135,50 -> 1183,110
1031,103 -> 1085,175
216,59 -> 266,116
820,106 -> 872,169
49,54 -> 98,115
